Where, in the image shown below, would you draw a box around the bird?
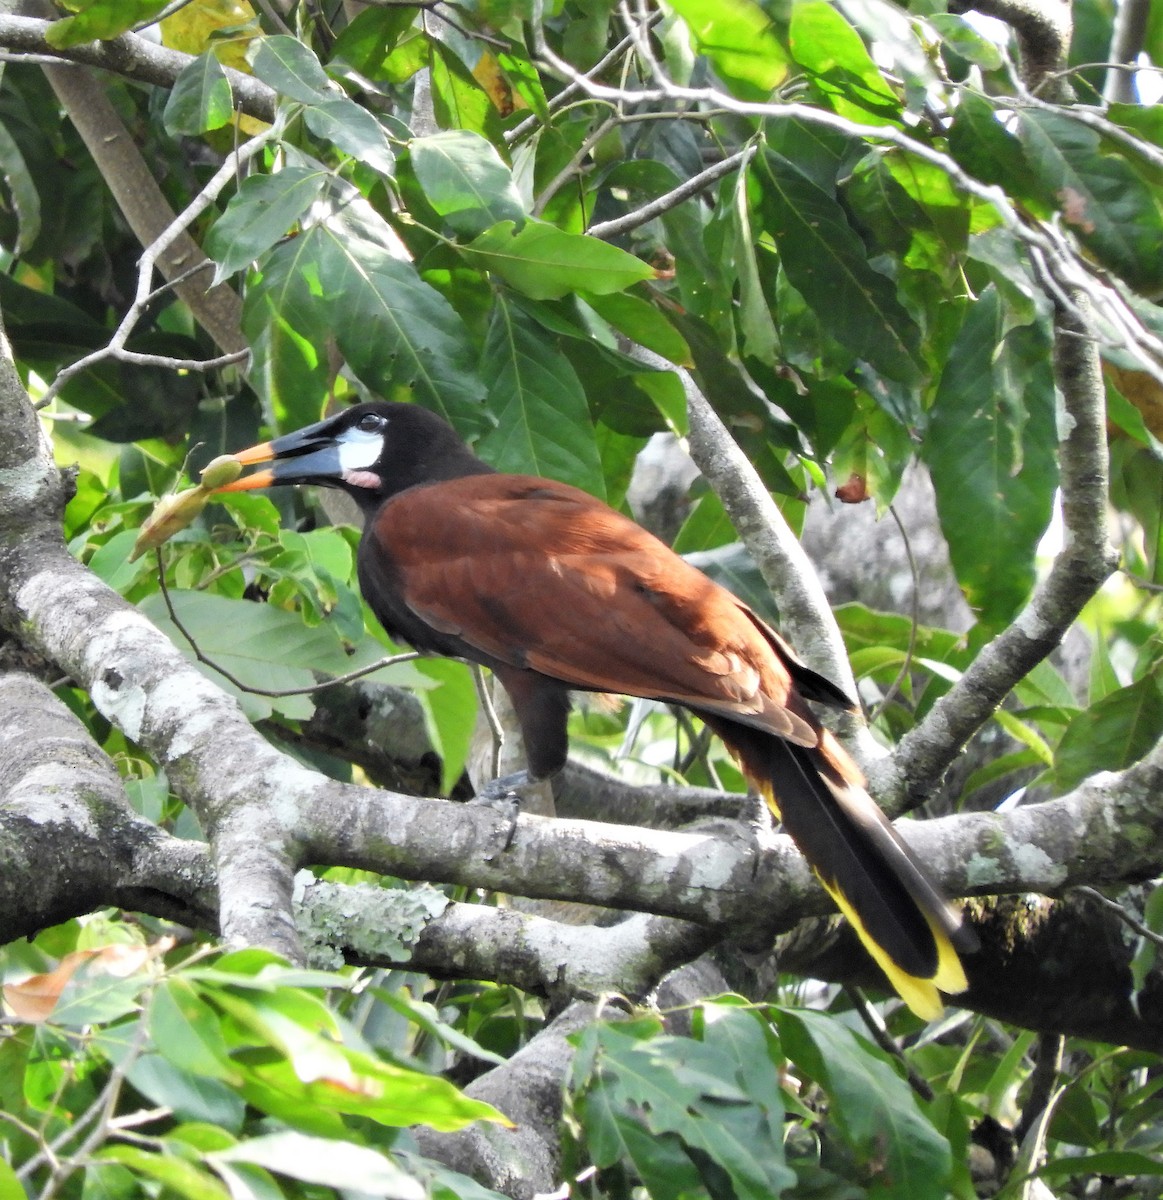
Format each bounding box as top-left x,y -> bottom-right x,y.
216,399 -> 975,1017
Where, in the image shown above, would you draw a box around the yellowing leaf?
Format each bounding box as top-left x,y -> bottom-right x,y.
161,0 -> 259,73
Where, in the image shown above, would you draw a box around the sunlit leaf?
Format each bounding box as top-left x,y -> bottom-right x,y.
45,0 -> 171,48
462,221 -> 655,299
410,131 -> 524,237
668,0 -> 789,97
249,34 -> 331,102
164,51 -> 234,136
211,1132 -> 424,1198
205,167 -> 327,282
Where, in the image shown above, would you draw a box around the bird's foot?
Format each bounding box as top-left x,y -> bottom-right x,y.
470,770 -> 536,851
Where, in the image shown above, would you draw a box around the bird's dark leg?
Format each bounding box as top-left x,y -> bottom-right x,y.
471,667 -> 572,849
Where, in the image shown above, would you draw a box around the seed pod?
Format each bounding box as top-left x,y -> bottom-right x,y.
199,454 -> 243,488
129,487 -> 212,561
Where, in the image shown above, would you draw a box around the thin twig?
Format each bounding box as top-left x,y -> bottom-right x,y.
1076,886 -> 1163,948
472,664 -> 505,779
132,0 -> 198,30
155,552 -> 422,697
37,120 -> 279,409
868,504 -> 921,724
589,146 -> 756,239
842,985 -> 934,1101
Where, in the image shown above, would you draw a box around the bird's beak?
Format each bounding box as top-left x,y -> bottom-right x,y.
213,418 -> 343,493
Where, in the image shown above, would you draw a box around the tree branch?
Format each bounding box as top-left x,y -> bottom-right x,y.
951,0 -> 1073,98
37,58 -> 248,360
1103,0 -> 1152,102
0,673 -> 217,938
876,293 -> 1118,810
0,14 -> 277,122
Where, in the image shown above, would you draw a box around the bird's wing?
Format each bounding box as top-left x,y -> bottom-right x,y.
371,475 -> 820,746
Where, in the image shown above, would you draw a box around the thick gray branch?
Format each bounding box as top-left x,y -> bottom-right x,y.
0,14 -> 277,122
1103,0 -> 1152,102
0,673 -> 216,938
415,1000 -> 600,1200
40,60 -> 247,357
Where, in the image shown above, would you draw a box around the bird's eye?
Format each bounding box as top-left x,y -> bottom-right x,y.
357,413 -> 384,433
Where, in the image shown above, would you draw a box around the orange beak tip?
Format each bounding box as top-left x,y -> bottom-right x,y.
229,440 -> 277,467
212,469 -> 276,494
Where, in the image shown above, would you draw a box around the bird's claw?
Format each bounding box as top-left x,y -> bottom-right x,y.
470,771 -> 530,851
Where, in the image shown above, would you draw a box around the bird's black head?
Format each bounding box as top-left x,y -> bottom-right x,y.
217,401 -> 491,513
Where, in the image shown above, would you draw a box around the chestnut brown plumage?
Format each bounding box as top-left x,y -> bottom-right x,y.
219,400 -> 975,1016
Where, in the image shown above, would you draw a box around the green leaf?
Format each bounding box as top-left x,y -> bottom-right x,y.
211,1133 -> 424,1198
573,1021 -> 795,1200
95,1146 -> 231,1200
668,0 -> 789,98
205,167 -> 326,283
245,212 -> 487,434
948,92 -> 1030,192
1052,672 -> 1163,793
462,220 -> 655,299
241,232 -> 331,429
124,1054 -> 247,1129
580,292 -> 692,366
992,708 -> 1054,765
304,97 -> 396,176
410,131 -> 524,238
732,172 -> 779,362
788,1 -> 900,125
429,41 -> 502,140
1039,1150 -> 1163,1179
1017,110 -> 1163,293
922,287 -> 1058,629
44,0 -> 171,48
1130,882 -> 1163,997
249,35 -> 331,103
757,151 -> 922,383
775,1008 -> 952,1200
81,1162 -> 136,1200
150,979 -> 240,1083
310,219 -> 489,435
412,657 -> 476,794
0,1157 -> 27,1200
138,589 -> 356,721
164,52 -> 234,137
0,119 -> 40,253
476,297 -> 605,494
331,6 -> 418,76
928,14 -> 1003,70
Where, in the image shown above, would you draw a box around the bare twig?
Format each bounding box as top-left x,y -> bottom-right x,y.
588,146 -> 756,239
1076,886 -> 1163,949
867,504 -> 921,724
37,121 -> 278,408
842,985 -> 934,1101
155,554 -> 421,698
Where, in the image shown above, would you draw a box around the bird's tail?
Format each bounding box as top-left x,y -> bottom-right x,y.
707,718 -> 975,1019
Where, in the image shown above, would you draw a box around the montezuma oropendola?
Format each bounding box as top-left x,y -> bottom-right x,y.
218,400 -> 975,1016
